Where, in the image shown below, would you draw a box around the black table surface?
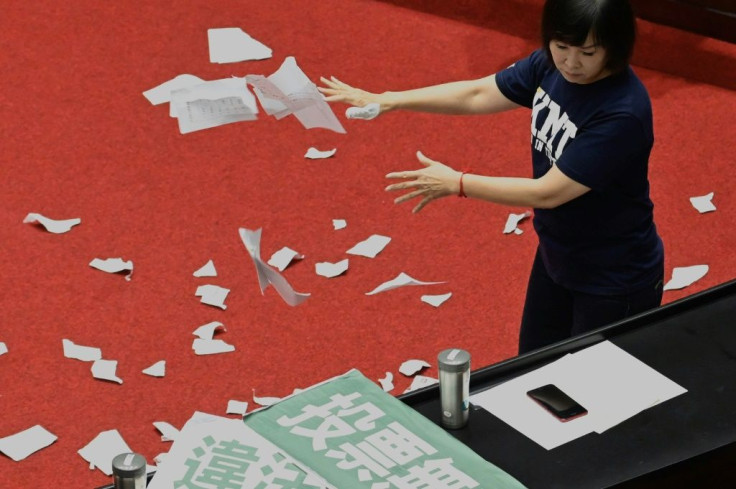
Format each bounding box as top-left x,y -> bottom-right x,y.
399,279 -> 736,489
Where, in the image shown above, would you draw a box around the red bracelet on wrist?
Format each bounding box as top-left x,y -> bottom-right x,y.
458,170 -> 470,198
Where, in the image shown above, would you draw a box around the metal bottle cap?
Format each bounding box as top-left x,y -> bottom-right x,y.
112,452 -> 146,478
438,348 -> 471,372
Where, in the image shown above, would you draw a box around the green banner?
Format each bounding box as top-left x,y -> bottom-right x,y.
244,369 -> 526,489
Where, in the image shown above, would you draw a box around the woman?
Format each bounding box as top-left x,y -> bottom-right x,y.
319,0 -> 664,354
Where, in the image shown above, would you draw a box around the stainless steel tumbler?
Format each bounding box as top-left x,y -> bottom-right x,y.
438,348 -> 471,429
112,452 -> 147,489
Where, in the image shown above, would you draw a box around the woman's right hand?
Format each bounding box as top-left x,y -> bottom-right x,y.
318,76 -> 389,117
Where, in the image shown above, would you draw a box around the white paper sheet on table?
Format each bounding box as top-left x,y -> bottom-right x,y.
246,57 -> 345,133
0,341 -> 7,356
226,400 -> 249,415
193,259 -> 217,277
664,264 -> 709,291
503,211 -> 531,235
63,338 -> 102,361
346,234 -> 391,258
143,74 -> 205,105
23,212 -> 81,234
208,27 -> 272,63
421,292 -> 452,307
143,360 -> 166,377
170,77 -> 258,134
147,412 -> 331,489
90,257 -> 133,280
304,147 -> 336,159
91,359 -> 123,384
403,375 -> 438,393
153,421 -> 180,442
366,272 -> 445,295
399,359 -> 431,376
195,284 -> 230,309
332,219 -> 346,230
239,227 -> 310,306
315,259 -> 349,278
268,246 -> 304,272
0,425 -> 57,461
378,372 -> 394,392
689,192 -> 716,213
79,429 -> 156,476
469,340 -> 687,450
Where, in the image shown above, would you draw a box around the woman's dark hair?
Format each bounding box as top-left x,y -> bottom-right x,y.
541,0 -> 636,73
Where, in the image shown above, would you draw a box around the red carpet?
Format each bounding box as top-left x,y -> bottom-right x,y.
1,0 -> 734,486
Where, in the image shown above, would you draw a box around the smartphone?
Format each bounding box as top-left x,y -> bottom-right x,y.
526,384 -> 588,422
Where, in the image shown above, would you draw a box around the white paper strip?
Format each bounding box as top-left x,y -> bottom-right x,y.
503,210 -> 532,234
239,228 -> 310,306
315,259 -> 349,278
89,258 -> 133,280
304,147 -> 337,159
23,213 -> 81,234
378,372 -> 394,392
399,359 -> 431,376
193,321 -> 226,340
366,272 -> 445,295
403,375 -> 439,393
332,219 -> 347,230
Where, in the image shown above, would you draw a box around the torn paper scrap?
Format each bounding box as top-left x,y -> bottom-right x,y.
246,56 -> 346,133
239,227 -> 310,306
142,360 -> 166,378
253,391 -> 281,407
78,429 -> 133,476
304,147 -> 336,159
170,77 -> 258,134
195,284 -> 230,310
332,219 -> 347,230
378,372 -> 394,392
268,247 -> 304,272
153,422 -> 179,442
346,234 -> 391,258
193,321 -> 226,340
0,342 -> 7,356
690,192 -> 716,213
89,258 -> 133,280
227,400 -> 249,415
403,375 -> 439,393
663,265 -> 709,291
62,339 -> 102,362
421,292 -> 453,307
91,359 -> 123,384
23,213 -> 81,234
0,425 -> 57,461
208,27 -> 272,63
193,260 -> 217,277
399,359 -> 431,376
315,259 -> 349,278
192,338 -> 235,355
503,210 -> 532,234
143,74 -> 205,105
366,272 -> 445,295
346,102 -> 380,120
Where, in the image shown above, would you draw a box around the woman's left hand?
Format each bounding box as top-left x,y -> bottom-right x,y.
385,151 -> 462,213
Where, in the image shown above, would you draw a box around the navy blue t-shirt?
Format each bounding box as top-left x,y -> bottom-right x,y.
495,49 -> 663,294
